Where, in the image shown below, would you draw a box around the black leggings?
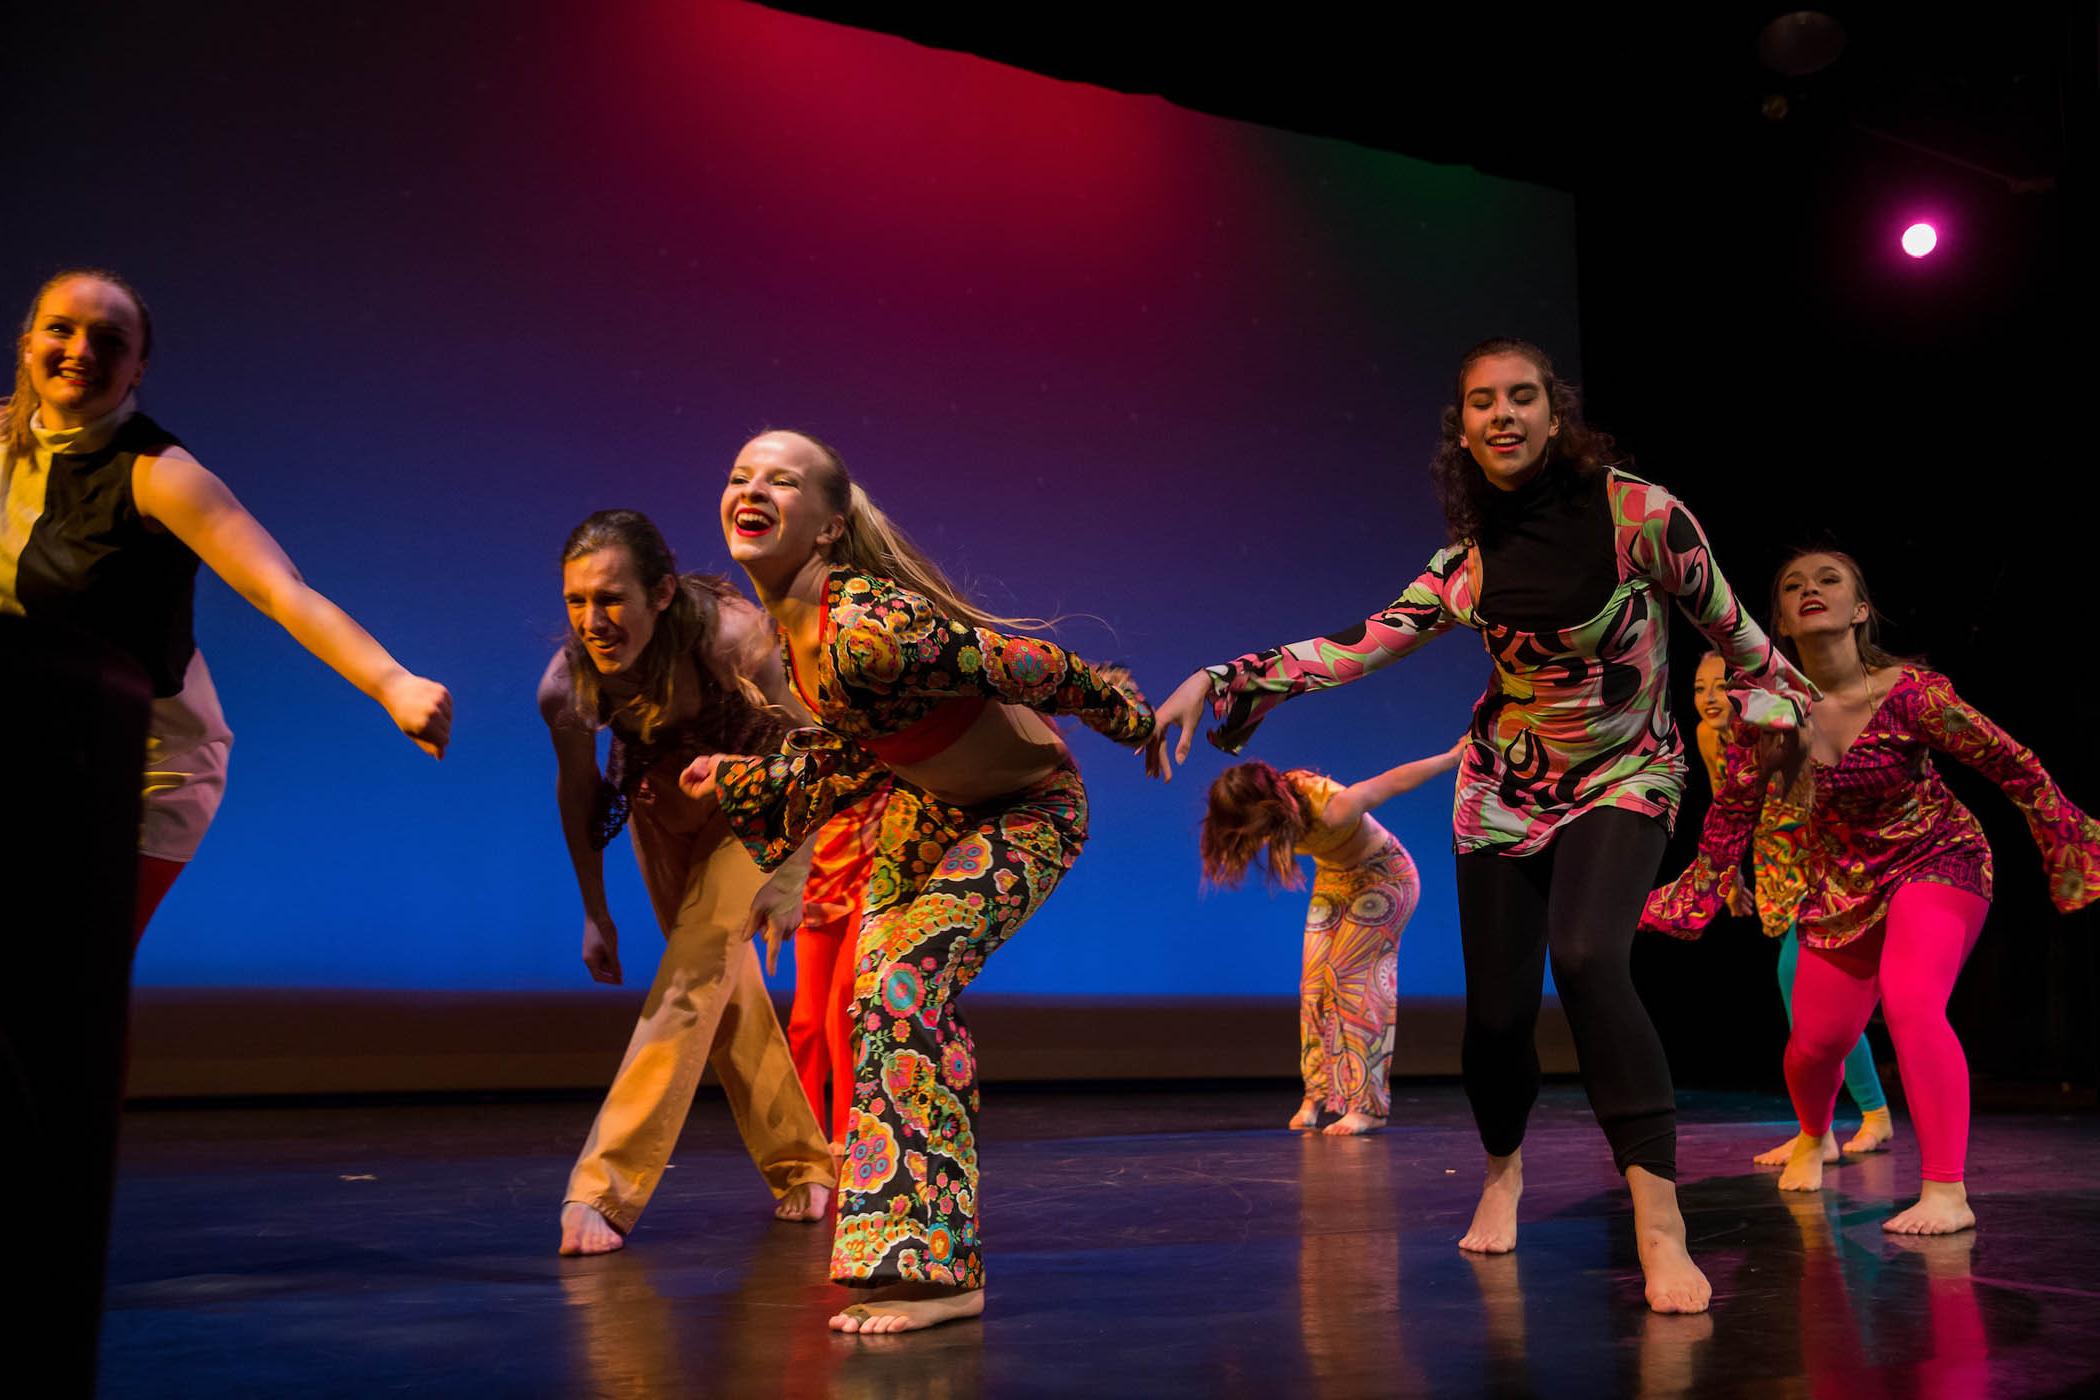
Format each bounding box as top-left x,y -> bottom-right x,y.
1454,808 -> 1676,1180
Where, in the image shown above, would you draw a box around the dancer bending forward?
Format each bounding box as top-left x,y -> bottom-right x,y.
1647,549 -> 2098,1234
1149,338 -> 1813,1313
543,510 -> 833,1255
1200,746 -> 1459,1134
1692,650 -> 1894,1164
686,431 -> 1153,1334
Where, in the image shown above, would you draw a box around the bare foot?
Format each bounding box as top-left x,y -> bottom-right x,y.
1842,1107 -> 1895,1155
1458,1150 -> 1522,1254
829,1283 -> 985,1334
1288,1099 -> 1320,1131
1776,1134 -> 1828,1193
1754,1130 -> 1837,1167
558,1201 -> 625,1256
1628,1166 -> 1712,1315
1883,1180 -> 1975,1235
774,1180 -> 832,1222
1323,1111 -> 1385,1136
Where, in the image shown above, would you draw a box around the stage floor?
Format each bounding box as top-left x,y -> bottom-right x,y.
100,1084 -> 2100,1398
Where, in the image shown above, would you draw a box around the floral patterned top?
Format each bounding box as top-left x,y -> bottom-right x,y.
1205,471 -> 1812,855
718,566 -> 1155,870
1742,767 -> 1816,939
1645,667 -> 2100,948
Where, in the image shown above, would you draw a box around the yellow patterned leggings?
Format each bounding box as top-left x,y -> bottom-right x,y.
831,761 -> 1087,1291
1300,839 -> 1420,1118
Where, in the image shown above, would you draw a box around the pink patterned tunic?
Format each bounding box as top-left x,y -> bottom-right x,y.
1644,666 -> 2100,947
1206,470 -> 1812,854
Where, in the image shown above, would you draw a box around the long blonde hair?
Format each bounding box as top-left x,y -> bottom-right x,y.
783,430 -> 1048,632
6,267 -> 155,460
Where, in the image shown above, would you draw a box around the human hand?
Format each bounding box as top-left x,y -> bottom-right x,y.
745,873 -> 806,976
1143,671 -> 1212,782
1755,718 -> 1811,792
383,673 -> 453,759
582,912 -> 622,984
680,753 -> 742,801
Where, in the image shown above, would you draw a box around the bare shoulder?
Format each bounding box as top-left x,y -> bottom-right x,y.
129,443 -> 219,512
538,648 -> 585,728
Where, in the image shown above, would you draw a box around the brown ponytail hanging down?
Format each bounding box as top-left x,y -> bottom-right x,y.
1200,761 -> 1314,891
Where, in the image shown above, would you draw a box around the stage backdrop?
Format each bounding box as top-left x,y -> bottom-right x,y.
9,0 -> 1577,1002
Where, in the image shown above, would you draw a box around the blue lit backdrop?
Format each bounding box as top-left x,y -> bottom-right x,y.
8,1 -> 1578,996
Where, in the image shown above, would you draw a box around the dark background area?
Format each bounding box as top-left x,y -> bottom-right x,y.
777,3 -> 2100,1089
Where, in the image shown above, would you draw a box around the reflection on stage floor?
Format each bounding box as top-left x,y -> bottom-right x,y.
100,1084 -> 2100,1397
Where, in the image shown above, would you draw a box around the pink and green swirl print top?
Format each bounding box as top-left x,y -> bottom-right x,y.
1205,470 -> 1812,855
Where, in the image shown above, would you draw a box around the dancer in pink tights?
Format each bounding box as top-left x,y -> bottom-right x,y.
1645,549 -> 2099,1233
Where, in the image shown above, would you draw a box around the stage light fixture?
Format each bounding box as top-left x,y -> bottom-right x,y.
1901,222 -> 1938,258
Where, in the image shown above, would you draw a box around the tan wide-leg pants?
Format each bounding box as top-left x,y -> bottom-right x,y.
564,806 -> 832,1233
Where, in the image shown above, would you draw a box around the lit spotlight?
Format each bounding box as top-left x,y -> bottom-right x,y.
1901,222 -> 1938,258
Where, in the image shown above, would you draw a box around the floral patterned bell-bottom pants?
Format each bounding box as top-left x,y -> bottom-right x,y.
830,760 -> 1086,1291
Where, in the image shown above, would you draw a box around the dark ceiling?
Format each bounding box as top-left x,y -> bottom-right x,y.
767,5 -> 2086,198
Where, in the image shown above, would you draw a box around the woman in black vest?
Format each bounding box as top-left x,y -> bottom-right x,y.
2,268 -> 452,938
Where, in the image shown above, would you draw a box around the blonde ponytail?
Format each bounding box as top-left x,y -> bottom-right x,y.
788,431 -> 1051,633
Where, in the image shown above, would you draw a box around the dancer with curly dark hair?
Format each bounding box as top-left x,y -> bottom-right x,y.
1147,338 -> 1812,1313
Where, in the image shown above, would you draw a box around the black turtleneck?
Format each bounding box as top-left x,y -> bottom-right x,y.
1473,466 -> 1618,634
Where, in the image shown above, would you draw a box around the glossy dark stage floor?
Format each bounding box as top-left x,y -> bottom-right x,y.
102,1085 -> 2100,1398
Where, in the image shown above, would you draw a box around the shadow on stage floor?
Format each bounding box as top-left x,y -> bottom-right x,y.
100,1084 -> 2100,1398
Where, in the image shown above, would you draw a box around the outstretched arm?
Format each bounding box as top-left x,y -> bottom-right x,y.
133,448 -> 452,757
1626,480 -> 1815,730
832,578 -> 1154,744
684,731 -> 889,874
1321,738 -> 1468,831
1148,549 -> 1463,780
1643,724 -> 1769,937
1908,670 -> 2100,913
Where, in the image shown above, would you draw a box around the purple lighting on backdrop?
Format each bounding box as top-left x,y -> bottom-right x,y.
1902,221 -> 1939,258
8,0 -> 1581,997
